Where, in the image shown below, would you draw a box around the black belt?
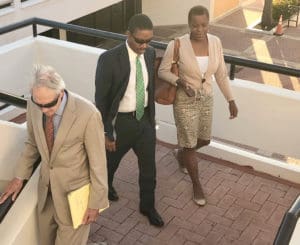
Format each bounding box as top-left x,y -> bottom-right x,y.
119,111 -> 137,117
118,107 -> 149,118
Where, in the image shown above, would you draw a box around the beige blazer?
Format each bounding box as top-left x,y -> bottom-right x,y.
158,33 -> 234,101
15,91 -> 108,225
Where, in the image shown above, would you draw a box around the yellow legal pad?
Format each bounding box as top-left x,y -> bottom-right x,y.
67,183 -> 109,229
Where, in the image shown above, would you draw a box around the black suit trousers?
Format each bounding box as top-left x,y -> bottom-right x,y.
106,110 -> 156,210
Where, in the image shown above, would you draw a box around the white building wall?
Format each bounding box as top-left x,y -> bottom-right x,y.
0,121 -> 39,245
36,36 -> 105,101
0,37 -> 36,96
142,0 -> 210,26
0,0 -> 122,45
156,79 -> 300,183
1,35 -> 300,183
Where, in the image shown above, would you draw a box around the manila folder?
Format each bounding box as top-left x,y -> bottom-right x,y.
67,183 -> 90,229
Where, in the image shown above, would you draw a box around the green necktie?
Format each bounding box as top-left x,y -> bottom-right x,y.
136,56 -> 145,120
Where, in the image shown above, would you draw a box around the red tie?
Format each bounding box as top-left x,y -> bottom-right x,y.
45,115 -> 54,154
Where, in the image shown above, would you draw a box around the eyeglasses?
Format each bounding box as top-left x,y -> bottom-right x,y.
31,94 -> 60,108
132,35 -> 152,45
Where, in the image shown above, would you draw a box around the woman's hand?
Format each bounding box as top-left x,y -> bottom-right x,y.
228,100 -> 238,119
176,79 -> 195,97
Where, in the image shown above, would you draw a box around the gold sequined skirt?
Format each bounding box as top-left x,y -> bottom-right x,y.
173,88 -> 213,148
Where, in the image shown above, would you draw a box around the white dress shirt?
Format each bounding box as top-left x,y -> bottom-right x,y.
118,41 -> 149,112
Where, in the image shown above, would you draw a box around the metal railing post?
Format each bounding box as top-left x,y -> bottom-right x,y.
274,195 -> 300,245
230,64 -> 235,80
32,23 -> 37,37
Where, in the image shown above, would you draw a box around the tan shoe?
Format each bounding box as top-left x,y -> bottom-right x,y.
193,183 -> 206,206
193,196 -> 206,206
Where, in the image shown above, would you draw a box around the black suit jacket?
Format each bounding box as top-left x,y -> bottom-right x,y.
95,43 -> 156,140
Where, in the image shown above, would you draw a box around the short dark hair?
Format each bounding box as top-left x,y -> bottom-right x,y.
128,14 -> 153,33
188,5 -> 210,24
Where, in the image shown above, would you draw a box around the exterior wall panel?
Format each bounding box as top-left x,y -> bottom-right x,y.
213,0 -> 239,18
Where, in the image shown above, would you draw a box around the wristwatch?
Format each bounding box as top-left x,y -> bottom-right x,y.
171,60 -> 178,64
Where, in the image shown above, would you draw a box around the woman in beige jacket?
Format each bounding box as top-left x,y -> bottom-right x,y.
158,5 -> 238,206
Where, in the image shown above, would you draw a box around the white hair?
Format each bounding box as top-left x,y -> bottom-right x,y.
31,64 -> 65,94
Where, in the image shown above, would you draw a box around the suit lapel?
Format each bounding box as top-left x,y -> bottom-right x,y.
118,44 -> 131,91
206,34 -> 214,76
144,50 -> 150,72
119,44 -> 130,77
144,50 -> 152,83
144,49 -> 155,100
32,104 -> 50,161
50,92 -> 76,163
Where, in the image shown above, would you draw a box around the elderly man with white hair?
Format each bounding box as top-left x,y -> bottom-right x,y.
0,65 -> 108,245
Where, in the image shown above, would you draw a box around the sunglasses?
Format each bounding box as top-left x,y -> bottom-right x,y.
132,35 -> 152,45
31,94 -> 60,108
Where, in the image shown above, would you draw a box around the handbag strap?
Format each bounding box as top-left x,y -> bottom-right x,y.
173,38 -> 180,63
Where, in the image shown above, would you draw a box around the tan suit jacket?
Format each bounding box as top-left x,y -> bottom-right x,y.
15,91 -> 108,225
158,33 -> 234,101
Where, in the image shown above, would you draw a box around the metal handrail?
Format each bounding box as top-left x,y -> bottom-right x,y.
0,17 -> 299,108
274,195 -> 300,245
0,17 -> 299,77
33,18 -> 300,77
0,91 -> 27,109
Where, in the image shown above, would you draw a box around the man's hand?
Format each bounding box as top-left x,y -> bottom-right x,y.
176,79 -> 195,97
105,136 -> 116,152
0,178 -> 23,204
229,100 -> 238,119
82,208 -> 99,225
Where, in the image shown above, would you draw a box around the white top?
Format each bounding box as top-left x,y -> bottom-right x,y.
196,56 -> 209,74
118,41 -> 149,112
196,56 -> 209,83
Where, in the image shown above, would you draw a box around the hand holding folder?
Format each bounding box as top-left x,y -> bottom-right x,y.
67,183 -> 108,229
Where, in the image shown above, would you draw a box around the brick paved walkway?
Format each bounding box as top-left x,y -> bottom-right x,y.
88,142 -> 300,245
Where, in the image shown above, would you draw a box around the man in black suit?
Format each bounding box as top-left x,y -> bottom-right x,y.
95,14 -> 164,227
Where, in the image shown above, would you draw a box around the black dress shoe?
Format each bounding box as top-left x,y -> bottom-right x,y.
108,187 -> 119,201
140,208 -> 164,227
